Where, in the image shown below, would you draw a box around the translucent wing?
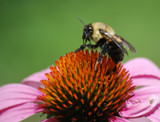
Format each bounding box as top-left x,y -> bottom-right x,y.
99,29 -> 128,55
115,34 -> 136,53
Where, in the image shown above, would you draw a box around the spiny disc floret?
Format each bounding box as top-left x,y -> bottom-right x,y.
38,50 -> 135,122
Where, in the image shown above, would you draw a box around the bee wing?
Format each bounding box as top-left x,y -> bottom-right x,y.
115,34 -> 136,53
99,29 -> 128,55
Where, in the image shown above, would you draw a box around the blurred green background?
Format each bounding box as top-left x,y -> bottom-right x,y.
0,0 -> 160,121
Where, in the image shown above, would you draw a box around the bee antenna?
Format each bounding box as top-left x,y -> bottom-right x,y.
76,16 -> 85,26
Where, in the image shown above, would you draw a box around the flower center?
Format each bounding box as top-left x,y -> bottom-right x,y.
37,50 -> 135,121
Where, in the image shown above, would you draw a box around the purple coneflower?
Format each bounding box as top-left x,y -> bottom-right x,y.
0,50 -> 160,122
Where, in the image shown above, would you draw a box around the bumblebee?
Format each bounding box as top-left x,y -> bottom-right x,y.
75,22 -> 136,65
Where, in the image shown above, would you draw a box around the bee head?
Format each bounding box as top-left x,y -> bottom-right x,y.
82,24 -> 93,44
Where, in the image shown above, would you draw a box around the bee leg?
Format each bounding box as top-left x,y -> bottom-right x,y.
95,53 -> 103,69
75,44 -> 86,52
85,43 -> 99,49
95,42 -> 108,68
75,43 -> 99,53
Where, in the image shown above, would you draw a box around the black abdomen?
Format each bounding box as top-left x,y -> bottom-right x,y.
108,41 -> 124,64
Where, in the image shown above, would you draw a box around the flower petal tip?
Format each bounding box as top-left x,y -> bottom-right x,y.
124,57 -> 160,78
21,68 -> 50,88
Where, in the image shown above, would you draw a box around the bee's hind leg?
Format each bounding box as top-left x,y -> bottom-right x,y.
95,42 -> 108,68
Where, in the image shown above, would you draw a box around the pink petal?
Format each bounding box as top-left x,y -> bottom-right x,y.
109,116 -> 129,122
0,102 -> 42,122
132,77 -> 160,87
124,58 -> 160,78
121,95 -> 160,118
0,84 -> 41,110
129,117 -> 152,122
131,86 -> 160,100
147,107 -> 160,122
41,118 -> 59,122
22,68 -> 50,88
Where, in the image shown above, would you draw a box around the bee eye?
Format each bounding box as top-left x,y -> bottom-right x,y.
88,27 -> 93,33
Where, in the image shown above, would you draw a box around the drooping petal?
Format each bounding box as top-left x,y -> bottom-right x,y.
131,86 -> 160,100
121,95 -> 160,118
0,84 -> 41,110
131,77 -> 160,87
124,58 -> 160,78
22,68 -> 50,88
129,117 -> 152,122
0,102 -> 42,122
147,107 -> 160,122
109,116 -> 130,122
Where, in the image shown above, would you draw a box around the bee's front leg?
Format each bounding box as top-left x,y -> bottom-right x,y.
75,44 -> 86,52
75,43 -> 99,53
